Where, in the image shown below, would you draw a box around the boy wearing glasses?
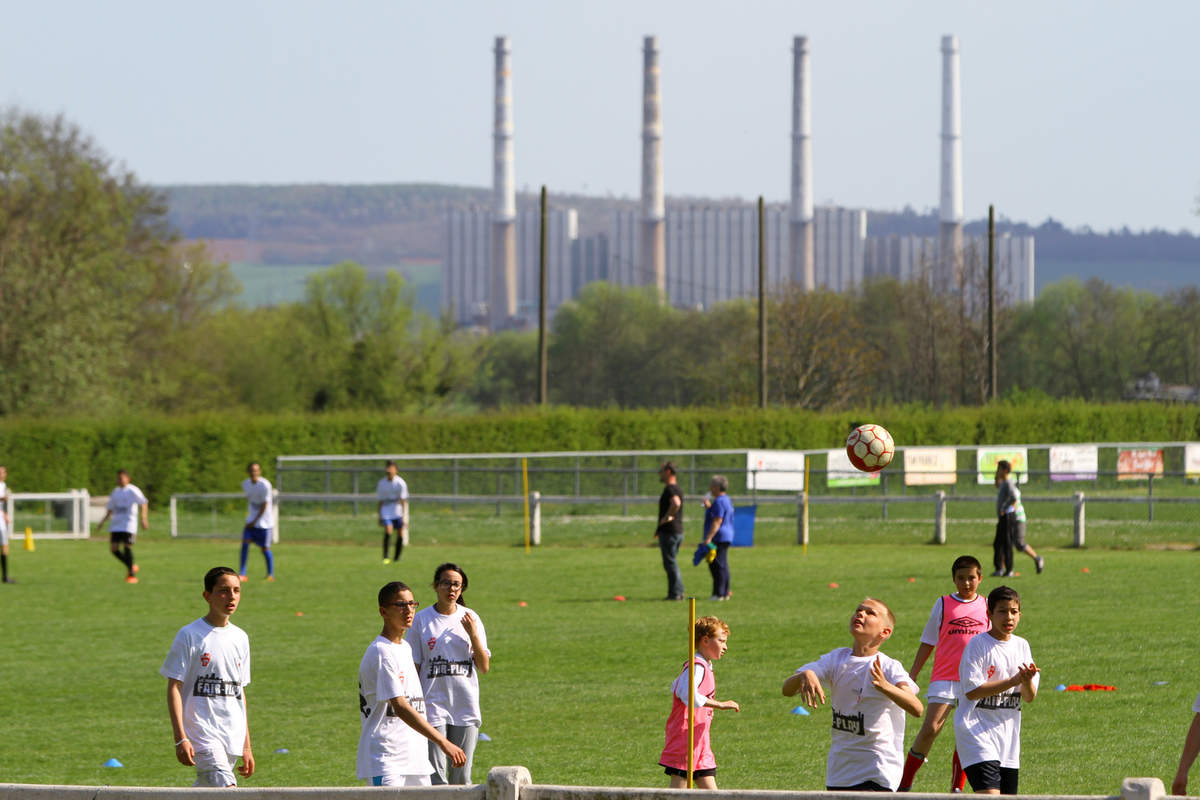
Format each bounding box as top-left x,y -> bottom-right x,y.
357,581 -> 466,787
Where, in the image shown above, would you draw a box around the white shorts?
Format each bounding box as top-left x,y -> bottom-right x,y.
194,749 -> 239,787
926,680 -> 959,705
369,773 -> 432,787
0,524 -> 8,547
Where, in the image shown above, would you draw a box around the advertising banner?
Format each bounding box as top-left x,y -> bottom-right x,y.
746,450 -> 805,491
976,447 -> 1029,485
1049,445 -> 1099,482
1186,444 -> 1200,480
903,447 -> 958,486
827,448 -> 881,488
1117,449 -> 1163,481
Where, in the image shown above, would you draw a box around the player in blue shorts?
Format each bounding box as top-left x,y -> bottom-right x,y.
239,462 -> 275,582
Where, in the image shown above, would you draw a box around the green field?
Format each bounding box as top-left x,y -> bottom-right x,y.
1,516 -> 1197,792
228,261 -> 441,316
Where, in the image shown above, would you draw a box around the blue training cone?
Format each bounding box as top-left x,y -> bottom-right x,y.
274,748 -> 290,754
791,706 -> 810,716
1054,684 -> 1067,691
103,758 -> 123,768
478,732 -> 492,742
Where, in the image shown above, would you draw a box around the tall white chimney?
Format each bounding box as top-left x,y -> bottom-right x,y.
789,35 -> 815,290
639,35 -> 666,296
939,34 -> 964,285
490,35 -> 517,328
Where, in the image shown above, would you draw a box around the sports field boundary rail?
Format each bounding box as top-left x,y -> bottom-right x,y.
0,768 -> 1175,800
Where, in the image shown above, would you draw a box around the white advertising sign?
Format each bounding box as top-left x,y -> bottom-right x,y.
1187,444 -> 1200,480
903,447 -> 958,486
746,450 -> 806,491
1049,444 -> 1099,482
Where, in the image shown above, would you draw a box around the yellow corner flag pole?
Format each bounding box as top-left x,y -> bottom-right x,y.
24,526 -> 35,552
686,596 -> 696,789
522,458 -> 531,554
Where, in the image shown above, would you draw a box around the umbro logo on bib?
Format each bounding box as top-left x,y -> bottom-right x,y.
201,653 -> 211,667
427,637 -> 436,650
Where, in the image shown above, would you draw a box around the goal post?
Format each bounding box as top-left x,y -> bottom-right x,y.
7,490 -> 92,539
170,490 -> 280,543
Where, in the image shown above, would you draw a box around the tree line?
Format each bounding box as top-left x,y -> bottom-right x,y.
4,110 -> 1199,417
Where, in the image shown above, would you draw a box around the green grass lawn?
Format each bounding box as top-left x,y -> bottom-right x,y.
0,519 -> 1196,792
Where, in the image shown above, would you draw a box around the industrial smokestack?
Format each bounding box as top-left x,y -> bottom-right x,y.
490,35 -> 517,329
639,35 -> 666,296
938,34 -> 964,285
789,35 -> 815,290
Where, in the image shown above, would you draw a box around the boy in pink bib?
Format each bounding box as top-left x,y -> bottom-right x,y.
659,616 -> 740,789
900,555 -> 989,792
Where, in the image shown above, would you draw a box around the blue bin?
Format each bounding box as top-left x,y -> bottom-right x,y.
732,505 -> 756,547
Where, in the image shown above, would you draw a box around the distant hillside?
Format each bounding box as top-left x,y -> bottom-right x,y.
163,184 -> 1200,294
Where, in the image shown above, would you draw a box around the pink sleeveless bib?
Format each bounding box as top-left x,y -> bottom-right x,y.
659,655 -> 717,770
931,593 -> 989,682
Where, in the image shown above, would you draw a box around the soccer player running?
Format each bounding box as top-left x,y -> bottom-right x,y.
95,469 -> 149,583
239,462 -> 275,582
376,461 -> 409,564
0,465 -> 13,584
358,581 -> 465,786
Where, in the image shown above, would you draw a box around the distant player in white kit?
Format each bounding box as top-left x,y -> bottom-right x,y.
160,566 -> 254,787
357,580 -> 465,786
0,465 -> 14,584
238,462 -> 275,582
95,469 -> 149,583
376,461 -> 409,564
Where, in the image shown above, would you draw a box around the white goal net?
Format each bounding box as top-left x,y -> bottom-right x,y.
7,491 -> 92,539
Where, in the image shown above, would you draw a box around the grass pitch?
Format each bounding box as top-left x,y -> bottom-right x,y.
0,516 -> 1196,793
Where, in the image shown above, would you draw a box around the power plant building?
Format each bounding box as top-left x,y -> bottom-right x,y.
864,232 -> 1035,304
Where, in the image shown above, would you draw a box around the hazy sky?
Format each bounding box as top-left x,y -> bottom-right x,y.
5,0 -> 1198,233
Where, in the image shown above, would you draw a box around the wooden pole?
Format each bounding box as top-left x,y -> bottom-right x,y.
538,186 -> 549,405
987,204 -> 997,401
758,196 -> 767,409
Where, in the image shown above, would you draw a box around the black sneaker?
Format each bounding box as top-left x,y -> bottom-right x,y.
1036,556 -> 1045,574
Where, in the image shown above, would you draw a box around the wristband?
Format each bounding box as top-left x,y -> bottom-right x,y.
175,738 -> 189,746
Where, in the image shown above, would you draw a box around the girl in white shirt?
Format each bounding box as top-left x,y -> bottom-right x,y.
407,562 -> 490,784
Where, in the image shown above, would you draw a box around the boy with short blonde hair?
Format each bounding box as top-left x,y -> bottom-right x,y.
784,598 -> 923,791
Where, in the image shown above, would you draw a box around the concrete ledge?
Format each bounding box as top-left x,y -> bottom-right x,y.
0,784 -> 484,799
1122,778 -> 1166,800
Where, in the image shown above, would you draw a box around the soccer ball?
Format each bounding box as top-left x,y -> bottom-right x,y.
845,424 -> 895,472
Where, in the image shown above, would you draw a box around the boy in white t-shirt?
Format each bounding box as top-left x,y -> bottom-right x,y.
238,462 -> 275,582
1172,693 -> 1200,794
784,598 -> 924,791
160,566 -> 254,787
376,461 -> 409,564
954,585 -> 1039,795
358,581 -> 465,787
0,465 -> 14,584
95,469 -> 149,583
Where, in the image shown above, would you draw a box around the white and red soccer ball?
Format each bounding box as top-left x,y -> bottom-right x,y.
845,424 -> 895,472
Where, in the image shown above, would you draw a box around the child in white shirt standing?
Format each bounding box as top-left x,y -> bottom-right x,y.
954,585 -> 1039,795
784,598 -> 923,791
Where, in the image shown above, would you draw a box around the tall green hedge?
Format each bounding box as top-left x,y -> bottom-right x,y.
2,401 -> 1199,500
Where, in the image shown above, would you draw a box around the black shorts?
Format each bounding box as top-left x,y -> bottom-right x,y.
660,764 -> 716,779
827,780 -> 891,792
964,761 -> 1019,794
110,531 -> 134,546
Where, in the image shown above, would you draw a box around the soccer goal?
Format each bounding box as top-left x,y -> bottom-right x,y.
7,490 -> 92,539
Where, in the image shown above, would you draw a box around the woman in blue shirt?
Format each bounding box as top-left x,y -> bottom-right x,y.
702,475 -> 735,601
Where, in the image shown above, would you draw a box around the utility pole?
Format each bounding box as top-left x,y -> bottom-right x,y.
987,204 -> 997,401
538,186 -> 548,405
758,196 -> 767,409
